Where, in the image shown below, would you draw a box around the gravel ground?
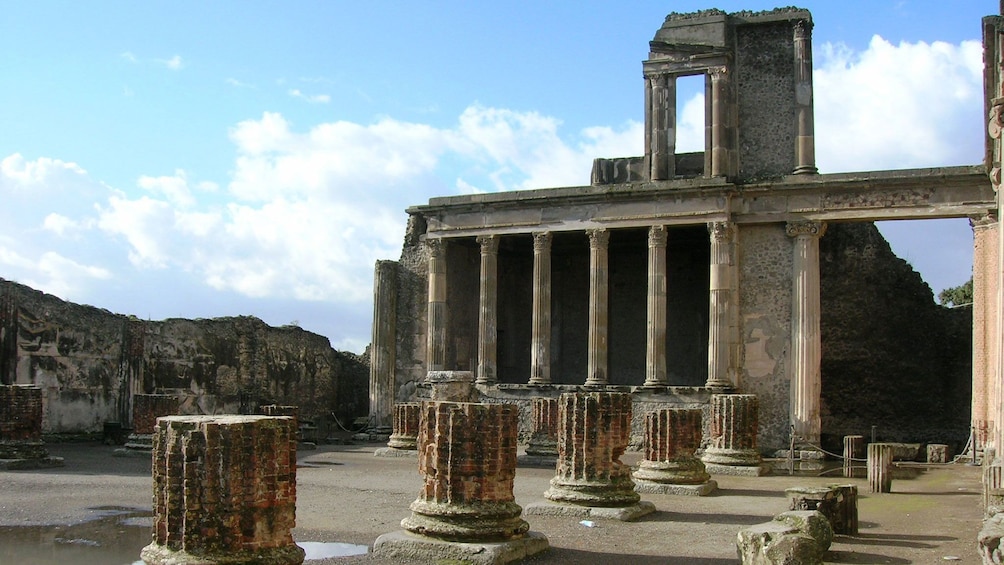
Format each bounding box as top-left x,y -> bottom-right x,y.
0,442 -> 986,564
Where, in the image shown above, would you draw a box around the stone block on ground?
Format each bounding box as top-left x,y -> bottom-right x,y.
979,511 -> 1004,565
737,520 -> 823,565
927,443 -> 949,463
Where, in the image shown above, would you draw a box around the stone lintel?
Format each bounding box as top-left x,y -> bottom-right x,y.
523,500 -> 656,522
373,530 -> 549,565
634,479 -> 717,496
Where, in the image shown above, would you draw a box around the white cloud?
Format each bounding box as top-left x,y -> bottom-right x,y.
137,169 -> 196,208
288,89 -> 331,104
162,55 -> 184,71
814,36 -> 983,172
1,153 -> 87,186
226,78 -> 255,89
120,51 -> 137,63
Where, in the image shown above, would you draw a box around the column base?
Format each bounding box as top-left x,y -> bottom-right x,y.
704,462 -> 771,477
543,476 -> 640,508
386,434 -> 417,450
632,458 -> 710,485
517,453 -> 557,468
374,447 -> 419,458
634,479 -> 717,496
141,542 -> 305,565
702,447 -> 763,467
523,500 -> 655,522
403,500 -> 529,542
374,529 -> 548,565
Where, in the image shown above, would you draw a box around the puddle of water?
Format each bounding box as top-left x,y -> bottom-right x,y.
300,541 -> 370,559
0,506 -> 368,563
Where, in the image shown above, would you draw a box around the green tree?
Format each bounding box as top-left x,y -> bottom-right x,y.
938,277 -> 973,307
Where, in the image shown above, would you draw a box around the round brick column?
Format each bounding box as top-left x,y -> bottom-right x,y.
634,408 -> 709,484
0,384 -> 48,460
402,401 -> 527,541
702,394 -> 762,466
544,392 -> 639,507
525,397 -> 559,457
387,402 -> 421,450
140,415 -> 304,565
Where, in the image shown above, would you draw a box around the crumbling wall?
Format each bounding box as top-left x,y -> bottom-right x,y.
0,278 -> 368,435
819,222 -> 972,453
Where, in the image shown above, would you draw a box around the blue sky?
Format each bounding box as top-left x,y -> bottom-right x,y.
0,1 -> 994,352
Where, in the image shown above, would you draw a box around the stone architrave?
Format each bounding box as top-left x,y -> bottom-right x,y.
644,225 -> 669,387
702,394 -> 767,476
0,384 -> 62,469
529,232 -> 552,385
140,415 -> 303,565
370,260 -> 398,432
526,392 -> 655,521
634,408 -> 716,496
374,402 -> 548,564
524,397 -> 559,460
476,235 -> 499,385
585,229 -> 610,386
706,221 -> 736,388
426,238 -> 448,373
787,220 -> 826,447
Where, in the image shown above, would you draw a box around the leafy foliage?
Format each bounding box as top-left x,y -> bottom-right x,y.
938,277 -> 973,307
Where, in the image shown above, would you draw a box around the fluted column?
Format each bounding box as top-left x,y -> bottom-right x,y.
706,221 -> 735,388
787,220 -> 826,446
529,232 -> 553,385
370,260 -> 398,430
387,402 -> 422,450
426,238 -> 447,373
647,74 -> 675,180
867,443 -> 893,493
702,394 -> 762,467
525,397 -> 559,457
634,408 -> 710,486
476,235 -> 499,385
709,67 -> 730,178
793,19 -> 818,175
645,225 -> 669,386
585,229 -> 610,386
974,213 -> 999,452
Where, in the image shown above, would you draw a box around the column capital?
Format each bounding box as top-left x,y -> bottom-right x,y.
587,228 -> 610,248
707,221 -> 735,243
476,234 -> 499,255
793,18 -> 813,38
971,211 -> 999,230
532,231 -> 552,252
426,237 -> 446,257
785,220 -> 827,238
648,225 -> 668,247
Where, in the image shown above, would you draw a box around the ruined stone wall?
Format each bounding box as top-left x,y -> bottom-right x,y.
393,215 -> 430,398
737,223 -> 793,452
819,222 -> 972,453
0,278 -> 368,435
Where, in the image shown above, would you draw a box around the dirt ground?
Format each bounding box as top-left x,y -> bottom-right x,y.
0,441 -> 988,564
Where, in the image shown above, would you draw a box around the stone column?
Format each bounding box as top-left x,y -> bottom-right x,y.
426,238 -> 447,373
634,408 -> 715,495
974,213 -> 999,453
702,394 -> 764,470
867,443 -> 894,493
543,392 -> 641,508
476,235 -> 499,385
141,415 -> 303,565
792,19 -> 818,175
787,221 -> 827,446
401,401 -> 527,540
843,435 -> 863,478
387,402 -> 422,450
529,232 -> 553,385
525,397 -> 559,457
370,260 -> 397,431
644,225 -> 669,387
706,221 -> 735,388
427,370 -> 478,403
585,229 -> 610,386
0,384 -> 57,465
647,73 -> 676,180
709,67 -> 731,178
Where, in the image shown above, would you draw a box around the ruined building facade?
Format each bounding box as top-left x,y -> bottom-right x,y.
370,8 -> 992,453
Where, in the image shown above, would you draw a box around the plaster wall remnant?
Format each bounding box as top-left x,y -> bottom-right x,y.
140,415 -> 303,565
373,6 -> 988,455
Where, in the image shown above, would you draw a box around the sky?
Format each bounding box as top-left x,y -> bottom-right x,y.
0,1 -> 995,353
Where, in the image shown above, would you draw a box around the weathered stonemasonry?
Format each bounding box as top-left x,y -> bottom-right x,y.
402,401 -> 527,541
387,402 -> 421,450
141,415 -> 303,565
544,392 -> 639,507
0,384 -> 48,460
703,394 -> 765,471
525,396 -> 559,457
132,394 -> 180,435
0,278 -> 368,436
633,408 -> 710,486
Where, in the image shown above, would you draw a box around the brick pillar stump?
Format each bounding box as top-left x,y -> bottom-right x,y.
119,394 -> 180,455
0,384 -> 62,469
702,394 -> 768,476
140,415 -> 304,565
525,392 -> 655,521
520,397 -> 559,467
376,401 -> 549,564
867,443 -> 894,493
376,402 -> 422,457
633,408 -> 716,496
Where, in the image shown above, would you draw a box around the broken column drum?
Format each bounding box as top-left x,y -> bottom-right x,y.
0,384 -> 48,460
634,408 -> 709,484
702,394 -> 763,466
402,401 -> 528,541
387,402 -> 421,450
867,443 -> 894,494
544,392 -> 639,507
525,397 -> 559,457
140,415 -> 304,565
